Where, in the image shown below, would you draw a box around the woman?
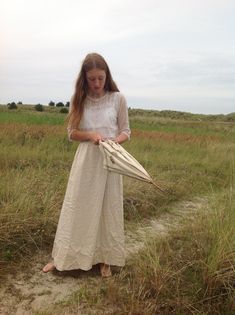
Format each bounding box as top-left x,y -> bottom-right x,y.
43,53 -> 130,277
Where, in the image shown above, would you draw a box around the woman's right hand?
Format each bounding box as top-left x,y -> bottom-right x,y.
89,132 -> 103,145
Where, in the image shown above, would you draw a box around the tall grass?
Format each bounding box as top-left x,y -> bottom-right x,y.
0,123 -> 75,267
36,190 -> 235,314
99,188 -> 235,315
0,106 -> 235,313
130,116 -> 235,141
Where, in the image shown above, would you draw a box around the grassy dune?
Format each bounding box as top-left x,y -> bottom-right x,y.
0,105 -> 235,314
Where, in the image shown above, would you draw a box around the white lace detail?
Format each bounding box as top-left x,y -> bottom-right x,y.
68,92 -> 130,141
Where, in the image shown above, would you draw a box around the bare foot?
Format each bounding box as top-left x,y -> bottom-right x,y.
42,262 -> 56,273
100,263 -> 112,278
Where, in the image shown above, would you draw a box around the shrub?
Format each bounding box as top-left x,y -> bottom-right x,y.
56,102 -> 64,107
17,101 -> 23,105
60,107 -> 69,114
225,113 -> 235,122
35,104 -> 44,112
7,102 -> 18,110
48,101 -> 55,106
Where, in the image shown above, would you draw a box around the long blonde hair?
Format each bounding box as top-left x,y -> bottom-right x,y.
67,53 -> 119,128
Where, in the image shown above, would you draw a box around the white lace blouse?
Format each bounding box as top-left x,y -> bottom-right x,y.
67,92 -> 131,141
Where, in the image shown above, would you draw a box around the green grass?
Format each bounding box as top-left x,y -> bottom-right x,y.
130,116 -> 235,141
129,108 -> 235,122
0,105 -> 234,314
0,110 -> 66,125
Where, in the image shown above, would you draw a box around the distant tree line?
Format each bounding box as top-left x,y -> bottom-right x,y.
35,102 -> 69,113
48,101 -> 70,107
6,101 -> 70,113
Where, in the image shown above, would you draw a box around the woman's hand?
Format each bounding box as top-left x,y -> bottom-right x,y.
89,132 -> 103,145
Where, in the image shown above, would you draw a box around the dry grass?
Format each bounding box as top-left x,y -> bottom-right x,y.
0,107 -> 235,314
84,190 -> 235,315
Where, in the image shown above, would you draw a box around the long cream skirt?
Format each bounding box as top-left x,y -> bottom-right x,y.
52,142 -> 125,271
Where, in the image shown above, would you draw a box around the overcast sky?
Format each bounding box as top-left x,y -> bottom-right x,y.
0,0 -> 234,114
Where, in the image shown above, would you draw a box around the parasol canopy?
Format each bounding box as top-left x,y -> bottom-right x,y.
99,140 -> 165,194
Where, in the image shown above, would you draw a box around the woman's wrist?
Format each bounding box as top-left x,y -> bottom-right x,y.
115,133 -> 128,144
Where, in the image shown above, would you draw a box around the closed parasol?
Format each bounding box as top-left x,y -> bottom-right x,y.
99,140 -> 165,194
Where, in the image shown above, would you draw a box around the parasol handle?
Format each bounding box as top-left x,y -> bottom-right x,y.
151,181 -> 168,195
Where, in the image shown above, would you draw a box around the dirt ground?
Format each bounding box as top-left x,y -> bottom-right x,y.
0,198 -> 206,315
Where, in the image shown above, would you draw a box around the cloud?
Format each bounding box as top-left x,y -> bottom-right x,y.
0,0 -> 235,113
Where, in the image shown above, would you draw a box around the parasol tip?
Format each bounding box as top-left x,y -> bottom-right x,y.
151,181 -> 169,195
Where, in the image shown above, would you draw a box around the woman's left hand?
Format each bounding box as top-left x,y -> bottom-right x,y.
89,132 -> 103,145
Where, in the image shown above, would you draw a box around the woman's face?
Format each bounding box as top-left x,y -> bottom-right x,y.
86,68 -> 106,97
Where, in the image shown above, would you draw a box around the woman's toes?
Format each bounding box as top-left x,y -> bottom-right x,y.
100,264 -> 112,278
42,262 -> 55,273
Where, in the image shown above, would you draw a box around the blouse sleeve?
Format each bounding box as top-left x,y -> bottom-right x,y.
117,94 -> 131,139
67,95 -> 78,142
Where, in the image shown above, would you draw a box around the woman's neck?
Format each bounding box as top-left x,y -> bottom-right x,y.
87,90 -> 106,99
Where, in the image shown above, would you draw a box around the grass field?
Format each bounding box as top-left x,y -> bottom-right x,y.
0,104 -> 235,314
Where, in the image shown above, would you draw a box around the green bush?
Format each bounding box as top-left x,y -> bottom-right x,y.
48,101 -> 55,106
56,102 -> 64,107
7,102 -> 18,110
225,112 -> 235,121
35,104 -> 44,112
60,107 -> 69,114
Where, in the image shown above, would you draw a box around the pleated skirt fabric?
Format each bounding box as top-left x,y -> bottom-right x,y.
52,142 -> 125,271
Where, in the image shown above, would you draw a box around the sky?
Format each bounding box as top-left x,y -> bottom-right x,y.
0,0 -> 235,114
